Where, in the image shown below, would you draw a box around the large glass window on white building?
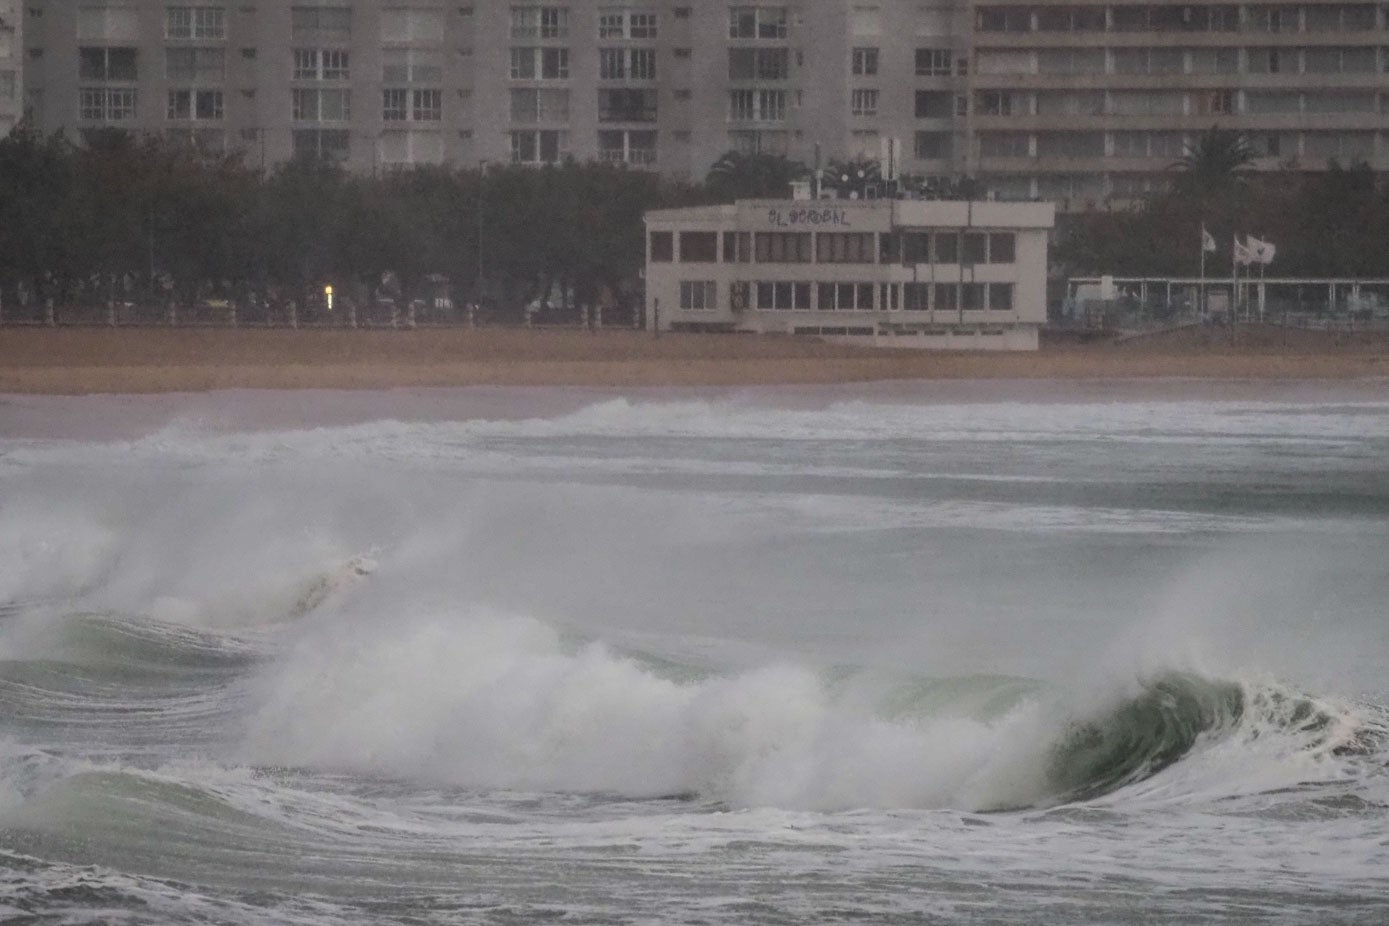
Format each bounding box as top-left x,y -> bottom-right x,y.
79,87 -> 136,121
292,88 -> 350,121
728,47 -> 789,80
166,48 -> 224,82
380,130 -> 444,166
511,6 -> 569,39
167,88 -> 222,120
598,129 -> 657,165
292,128 -> 349,162
510,47 -> 569,79
380,7 -> 444,42
77,5 -> 140,41
600,48 -> 656,80
509,88 -> 569,122
382,48 -> 442,83
165,6 -> 225,40
294,49 -> 350,80
510,129 -> 567,163
728,6 -> 787,39
598,9 -> 657,38
79,47 -> 137,81
291,7 -> 351,40
729,89 -> 785,122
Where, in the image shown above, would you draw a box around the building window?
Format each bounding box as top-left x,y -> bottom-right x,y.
933,283 -> 957,311
679,281 -> 716,310
988,233 -> 1016,263
915,48 -> 951,76
755,281 -> 811,310
165,6 -> 225,40
678,231 -> 718,262
165,47 -> 224,81
294,48 -> 350,80
915,90 -> 952,118
291,6 -> 351,40
961,282 -> 985,311
598,9 -> 657,38
753,232 -> 811,262
292,128 -> 350,162
509,87 -> 570,122
852,47 -> 878,75
816,232 -> 876,263
600,48 -> 657,80
816,282 -> 875,310
722,231 -> 751,262
850,89 -> 879,116
383,48 -> 443,82
650,230 -> 674,261
598,129 -> 657,164
510,6 -> 569,39
729,6 -> 787,39
79,46 -> 138,81
383,87 -> 441,121
729,89 -> 786,121
728,47 -> 789,80
167,88 -> 223,119
292,88 -> 350,121
79,86 -> 137,120
599,88 -> 657,122
510,129 -> 567,163
510,47 -> 570,79
380,7 -> 446,42
976,6 -> 1032,33
412,88 -> 441,120
383,87 -> 408,121
988,283 -> 1014,311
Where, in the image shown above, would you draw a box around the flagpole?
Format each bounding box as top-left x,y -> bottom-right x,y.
1199,234 -> 1206,319
1231,237 -> 1239,343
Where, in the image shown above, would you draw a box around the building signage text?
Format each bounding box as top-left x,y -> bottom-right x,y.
766,206 -> 853,228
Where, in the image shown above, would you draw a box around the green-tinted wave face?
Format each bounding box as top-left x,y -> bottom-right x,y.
1046,673 -> 1246,804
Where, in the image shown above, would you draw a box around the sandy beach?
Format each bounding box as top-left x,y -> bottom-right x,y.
1,325 -> 1387,394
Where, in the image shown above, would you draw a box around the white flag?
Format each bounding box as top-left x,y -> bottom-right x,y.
1233,236 -> 1253,266
1201,225 -> 1216,253
1247,235 -> 1276,265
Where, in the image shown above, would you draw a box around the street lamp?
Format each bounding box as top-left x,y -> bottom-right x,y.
476,159 -> 487,321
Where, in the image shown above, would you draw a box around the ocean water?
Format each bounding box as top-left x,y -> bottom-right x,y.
1,380 -> 1387,924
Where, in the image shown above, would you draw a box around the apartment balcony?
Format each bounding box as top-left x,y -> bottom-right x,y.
971,112 -> 1389,132
971,31 -> 1383,49
970,72 -> 1389,91
600,147 -> 658,166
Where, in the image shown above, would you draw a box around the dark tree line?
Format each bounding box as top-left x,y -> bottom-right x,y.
1057,128 -> 1389,280
0,125 -> 730,323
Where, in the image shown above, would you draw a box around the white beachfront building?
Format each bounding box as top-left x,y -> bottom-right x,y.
644,198 -> 1055,349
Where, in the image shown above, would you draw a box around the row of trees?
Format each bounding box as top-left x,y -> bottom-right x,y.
5,124 -> 1387,322
1057,129 -> 1389,280
0,126 -> 725,322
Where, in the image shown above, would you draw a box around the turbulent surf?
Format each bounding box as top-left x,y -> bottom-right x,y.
2,383 -> 1387,924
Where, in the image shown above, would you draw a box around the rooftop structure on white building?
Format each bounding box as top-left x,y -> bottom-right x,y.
644,196 -> 1055,350
11,1 -> 1389,207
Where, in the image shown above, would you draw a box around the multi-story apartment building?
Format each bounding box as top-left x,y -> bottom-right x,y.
12,1 -> 1389,205
0,1 -> 19,137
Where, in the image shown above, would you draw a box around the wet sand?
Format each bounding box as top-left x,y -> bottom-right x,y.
1,326 -> 1387,394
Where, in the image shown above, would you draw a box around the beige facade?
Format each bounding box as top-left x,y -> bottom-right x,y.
644,199 -> 1055,349
0,1 -> 19,137
12,1 -> 1389,202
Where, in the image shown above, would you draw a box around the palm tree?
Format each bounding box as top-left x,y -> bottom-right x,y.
704,150 -> 809,201
1171,126 -> 1255,196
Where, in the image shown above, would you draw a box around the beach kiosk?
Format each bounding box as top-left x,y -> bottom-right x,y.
644,199 -> 1054,350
